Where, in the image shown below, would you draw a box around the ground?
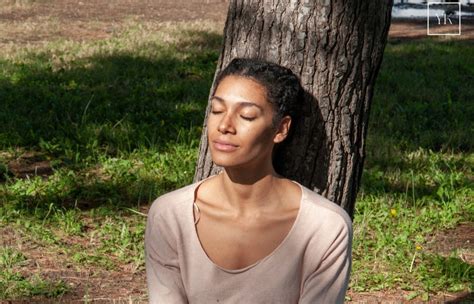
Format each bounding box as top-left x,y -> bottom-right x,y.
0,1 -> 473,303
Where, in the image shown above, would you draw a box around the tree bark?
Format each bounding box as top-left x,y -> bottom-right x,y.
194,0 -> 393,218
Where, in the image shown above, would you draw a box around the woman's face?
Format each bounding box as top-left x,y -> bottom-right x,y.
207,75 -> 290,169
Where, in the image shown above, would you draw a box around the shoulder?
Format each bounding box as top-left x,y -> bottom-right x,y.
147,182 -> 197,221
299,183 -> 353,238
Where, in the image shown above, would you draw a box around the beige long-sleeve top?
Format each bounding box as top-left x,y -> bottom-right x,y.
145,178 -> 353,304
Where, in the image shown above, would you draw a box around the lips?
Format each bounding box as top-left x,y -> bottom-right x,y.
212,139 -> 239,152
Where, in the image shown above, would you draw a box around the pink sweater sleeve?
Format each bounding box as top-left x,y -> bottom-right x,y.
145,200 -> 188,304
298,214 -> 352,304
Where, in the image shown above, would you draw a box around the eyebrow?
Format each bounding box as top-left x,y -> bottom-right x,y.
210,95 -> 264,111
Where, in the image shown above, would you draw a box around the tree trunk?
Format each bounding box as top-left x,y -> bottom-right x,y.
194,0 -> 393,218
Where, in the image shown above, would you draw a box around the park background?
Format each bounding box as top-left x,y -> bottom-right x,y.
0,0 -> 472,302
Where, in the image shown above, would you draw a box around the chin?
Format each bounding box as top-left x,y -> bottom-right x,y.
210,154 -> 240,168
209,148 -> 244,166
211,151 -> 266,172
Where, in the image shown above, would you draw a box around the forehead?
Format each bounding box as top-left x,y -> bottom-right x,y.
212,75 -> 270,108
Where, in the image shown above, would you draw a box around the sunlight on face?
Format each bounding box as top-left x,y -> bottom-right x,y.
207,75 -> 279,169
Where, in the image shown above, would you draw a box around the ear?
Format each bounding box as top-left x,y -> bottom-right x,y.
273,116 -> 292,144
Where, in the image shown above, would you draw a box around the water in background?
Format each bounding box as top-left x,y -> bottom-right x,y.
392,0 -> 474,19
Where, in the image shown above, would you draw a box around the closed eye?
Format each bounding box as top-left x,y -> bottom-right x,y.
240,115 -> 256,121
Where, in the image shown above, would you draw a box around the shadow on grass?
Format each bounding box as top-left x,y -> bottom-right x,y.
0,51 -> 218,153
446,292 -> 474,304
3,173 -> 189,213
1,34 -> 473,210
368,39 -> 473,153
424,254 -> 474,295
0,29 -> 221,210
360,39 -> 473,197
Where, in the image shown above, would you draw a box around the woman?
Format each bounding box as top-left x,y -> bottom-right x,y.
145,58 -> 352,303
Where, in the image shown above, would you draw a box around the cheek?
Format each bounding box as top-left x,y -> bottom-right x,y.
240,125 -> 275,148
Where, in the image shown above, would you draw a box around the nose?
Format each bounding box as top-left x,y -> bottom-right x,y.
217,113 -> 236,134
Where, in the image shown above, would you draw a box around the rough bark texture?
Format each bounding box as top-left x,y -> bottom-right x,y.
194,0 -> 393,218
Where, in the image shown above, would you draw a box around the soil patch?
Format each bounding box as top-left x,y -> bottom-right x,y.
1,226 -> 147,303
1,1 -> 474,45
6,151 -> 53,179
425,222 -> 474,264
389,18 -> 474,41
0,0 -> 228,44
347,290 -> 474,303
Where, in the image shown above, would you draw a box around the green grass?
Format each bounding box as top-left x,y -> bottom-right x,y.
0,22 -> 473,301
368,39 -> 474,152
349,39 -> 474,299
348,39 -> 473,299
352,149 -> 473,294
0,21 -> 221,300
0,247 -> 69,298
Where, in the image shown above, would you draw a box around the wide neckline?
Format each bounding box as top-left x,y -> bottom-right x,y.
189,174 -> 306,274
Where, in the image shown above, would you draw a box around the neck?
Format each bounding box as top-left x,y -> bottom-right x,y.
219,160 -> 283,217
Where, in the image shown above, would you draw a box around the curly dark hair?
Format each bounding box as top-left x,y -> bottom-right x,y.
214,58 -> 304,129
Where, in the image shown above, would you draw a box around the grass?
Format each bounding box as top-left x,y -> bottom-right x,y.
349,39 -> 474,299
367,39 -> 474,151
0,247 -> 68,298
351,149 -> 473,294
0,20 -> 473,301
0,21 -> 221,300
